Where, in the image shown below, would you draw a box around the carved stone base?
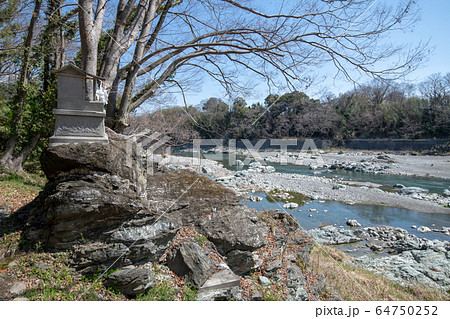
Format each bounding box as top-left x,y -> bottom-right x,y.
49,108 -> 109,146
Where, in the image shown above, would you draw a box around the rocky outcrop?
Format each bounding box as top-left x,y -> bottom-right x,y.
16,142 -> 238,273
12,141 -> 317,300
40,141 -> 147,197
356,249 -> 450,292
395,186 -> 449,206
196,208 -> 269,254
315,225 -> 450,292
17,142 -> 150,252
20,172 -> 152,251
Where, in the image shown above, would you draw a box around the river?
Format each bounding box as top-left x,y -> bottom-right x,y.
174,151 -> 450,241
184,151 -> 449,194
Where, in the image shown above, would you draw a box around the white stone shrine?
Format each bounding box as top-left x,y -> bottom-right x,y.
49,62 -> 109,145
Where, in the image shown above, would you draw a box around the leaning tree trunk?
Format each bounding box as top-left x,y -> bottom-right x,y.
105,0 -> 170,132
114,1 -> 159,132
0,0 -> 42,171
0,135 -> 41,172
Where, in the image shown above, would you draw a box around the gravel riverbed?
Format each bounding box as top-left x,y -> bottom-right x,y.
158,152 -> 450,214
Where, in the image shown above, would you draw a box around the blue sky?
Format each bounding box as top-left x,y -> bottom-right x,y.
181,0 -> 450,107
403,0 -> 450,80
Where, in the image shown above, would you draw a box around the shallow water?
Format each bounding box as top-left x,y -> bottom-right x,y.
173,151 -> 449,241
266,162 -> 449,194
243,192 -> 450,242
175,151 -> 449,194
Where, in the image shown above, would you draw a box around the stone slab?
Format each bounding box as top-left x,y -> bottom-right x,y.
57,99 -> 105,112
53,108 -> 106,117
198,266 -> 241,292
49,135 -> 109,144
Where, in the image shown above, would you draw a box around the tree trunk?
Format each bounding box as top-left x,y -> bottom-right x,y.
114,1 -> 159,131
11,0 -> 42,131
1,0 -> 42,171
105,69 -> 122,127
0,134 -> 40,172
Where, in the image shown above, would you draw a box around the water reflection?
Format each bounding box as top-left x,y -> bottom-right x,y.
243,192 -> 450,242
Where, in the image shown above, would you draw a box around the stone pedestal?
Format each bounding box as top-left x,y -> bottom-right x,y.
49,63 -> 108,145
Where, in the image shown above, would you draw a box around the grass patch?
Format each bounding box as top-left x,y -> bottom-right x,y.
194,234 -> 207,246
136,280 -> 197,301
6,252 -> 123,301
247,272 -> 287,301
310,244 -> 449,301
262,288 -> 283,301
150,169 -> 236,211
266,189 -> 307,206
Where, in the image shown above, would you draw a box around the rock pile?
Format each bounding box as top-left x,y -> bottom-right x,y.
356,250 -> 450,292
395,186 -> 450,206
354,226 -> 450,254
308,224 -> 450,292
309,226 -> 362,245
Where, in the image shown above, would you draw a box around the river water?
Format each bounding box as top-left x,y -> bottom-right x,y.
174,151 -> 450,241
243,193 -> 450,242
185,152 -> 449,194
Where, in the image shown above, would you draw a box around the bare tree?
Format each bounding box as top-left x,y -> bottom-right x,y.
419,73 -> 450,137
75,0 -> 426,132
420,73 -> 450,107
0,0 -> 36,81
126,107 -> 200,146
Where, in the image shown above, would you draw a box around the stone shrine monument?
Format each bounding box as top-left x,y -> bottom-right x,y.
49,62 -> 109,145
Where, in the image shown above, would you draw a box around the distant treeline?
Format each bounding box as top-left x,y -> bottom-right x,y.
129,75 -> 450,143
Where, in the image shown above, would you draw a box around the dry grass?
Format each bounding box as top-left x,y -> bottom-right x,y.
149,169 -> 236,202
0,169 -> 45,213
310,244 -> 449,301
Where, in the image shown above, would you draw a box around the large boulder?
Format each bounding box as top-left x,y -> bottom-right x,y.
15,142 -> 179,273
398,187 -> 429,195
346,219 -> 361,227
103,267 -> 155,296
354,226 -> 450,254
226,250 -> 256,275
19,172 -> 150,250
40,142 -> 147,197
166,242 -> 216,288
195,207 -> 269,254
